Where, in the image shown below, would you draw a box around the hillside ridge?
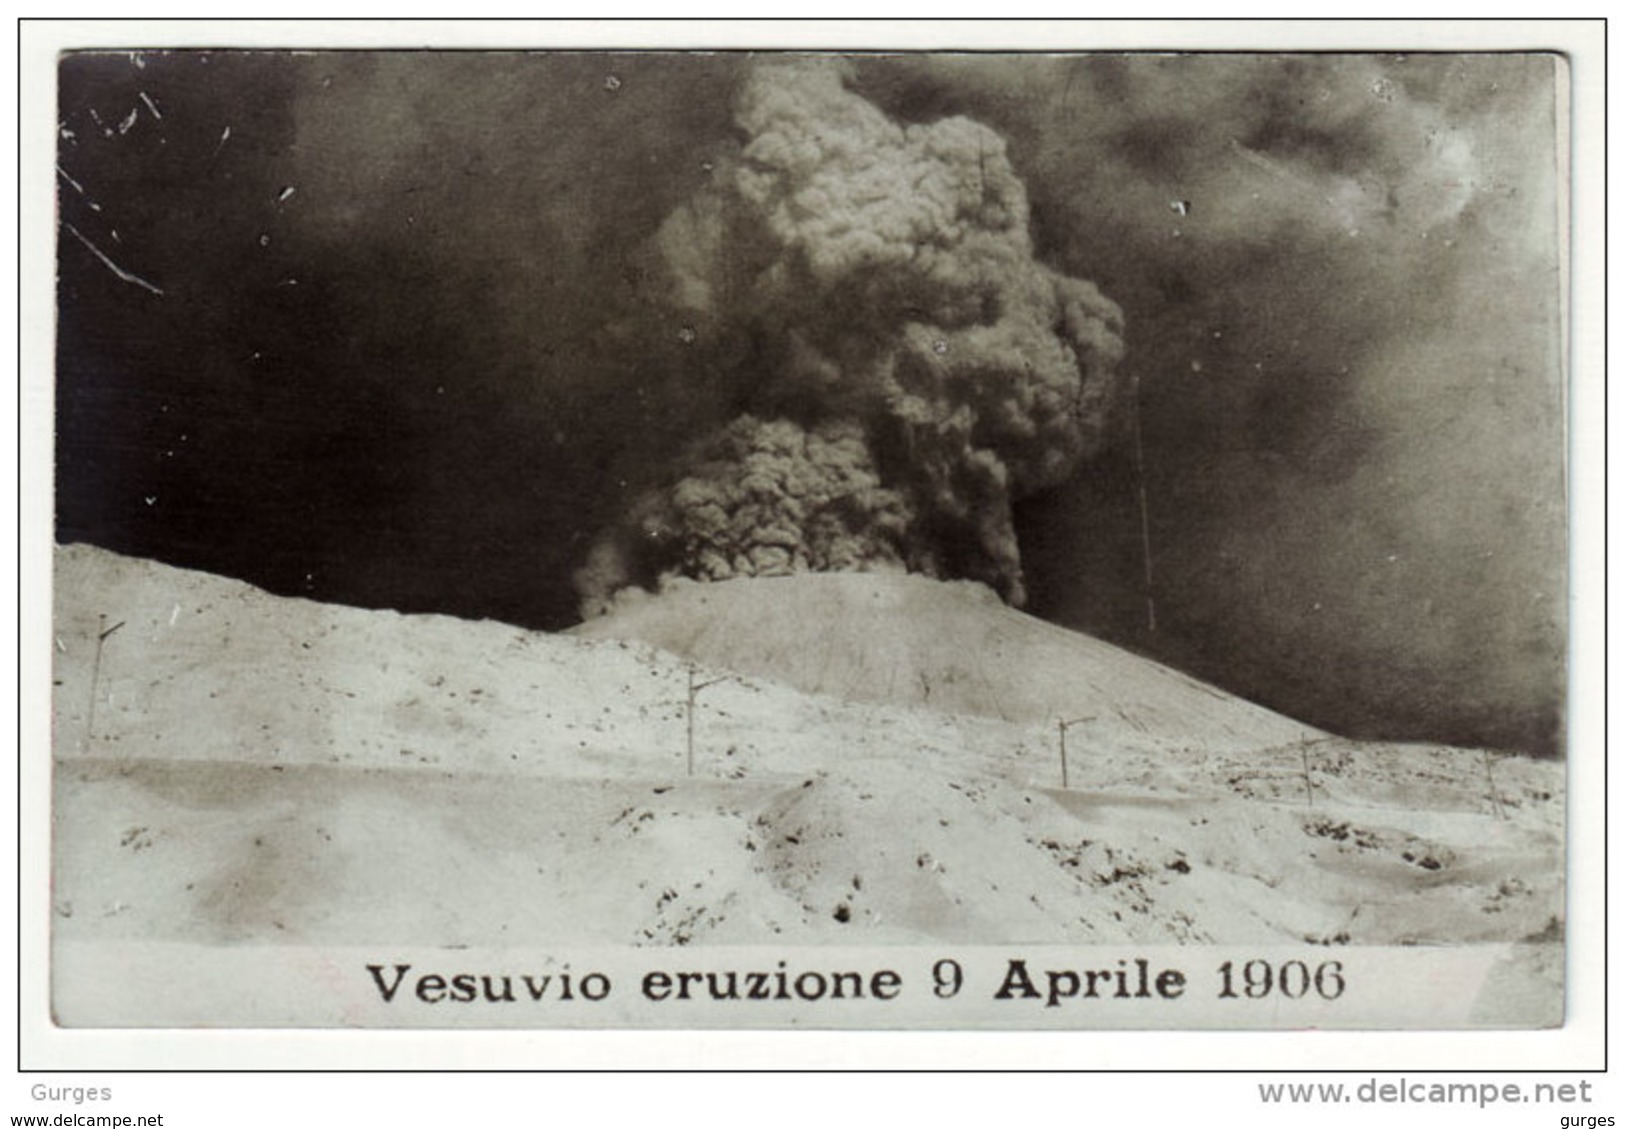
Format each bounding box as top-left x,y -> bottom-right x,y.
49,544 -> 1564,980
574,571 -> 1318,754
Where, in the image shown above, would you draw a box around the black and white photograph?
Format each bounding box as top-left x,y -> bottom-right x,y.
20,18 -> 1604,1086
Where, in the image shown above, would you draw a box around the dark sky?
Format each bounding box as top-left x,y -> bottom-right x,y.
54,50 -> 1566,756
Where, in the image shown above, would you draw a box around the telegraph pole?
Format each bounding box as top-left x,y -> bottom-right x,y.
1300,735 -> 1314,808
1482,748 -> 1506,820
87,614 -> 124,744
1056,715 -> 1096,789
1131,371 -> 1157,634
686,667 -> 728,777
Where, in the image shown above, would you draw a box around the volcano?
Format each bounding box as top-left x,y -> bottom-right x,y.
574,570 -> 1318,754
49,545 -> 1563,1026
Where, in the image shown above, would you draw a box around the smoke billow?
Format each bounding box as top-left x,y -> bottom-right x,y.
54,51 -> 1564,755
576,59 -> 1125,615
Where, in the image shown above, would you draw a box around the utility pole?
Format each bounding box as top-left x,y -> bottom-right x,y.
87,614 -> 124,744
1481,748 -> 1506,820
1300,735 -> 1315,808
1056,715 -> 1096,790
1131,371 -> 1157,635
686,667 -> 728,777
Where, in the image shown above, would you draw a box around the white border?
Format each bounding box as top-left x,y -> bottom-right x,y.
15,18 -> 1607,1080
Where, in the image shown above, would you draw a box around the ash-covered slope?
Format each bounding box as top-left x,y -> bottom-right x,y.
50,546 -> 1563,976
574,572 -> 1316,754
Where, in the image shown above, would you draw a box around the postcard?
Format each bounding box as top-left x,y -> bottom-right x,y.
36,34 -> 1581,1050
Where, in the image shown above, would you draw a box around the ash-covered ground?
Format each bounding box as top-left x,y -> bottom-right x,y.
55,545 -> 1563,957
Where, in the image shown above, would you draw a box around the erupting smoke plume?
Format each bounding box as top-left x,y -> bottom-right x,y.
54,50 -> 1565,755
576,59 -> 1126,614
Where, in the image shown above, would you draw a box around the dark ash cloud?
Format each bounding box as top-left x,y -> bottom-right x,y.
575,59 -> 1125,613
